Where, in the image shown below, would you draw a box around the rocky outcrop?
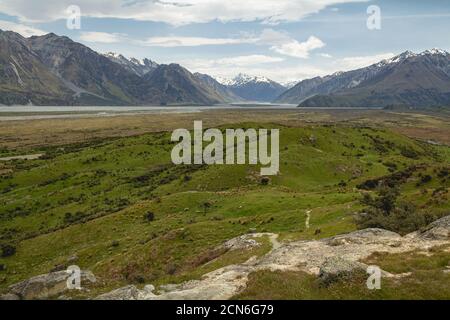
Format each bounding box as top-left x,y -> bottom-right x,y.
418,215 -> 450,240
7,217 -> 449,300
5,270 -> 96,300
221,234 -> 262,251
95,218 -> 450,300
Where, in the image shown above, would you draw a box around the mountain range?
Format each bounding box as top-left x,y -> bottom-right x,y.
1,29 -> 449,108
277,49 -> 450,109
0,30 -> 286,106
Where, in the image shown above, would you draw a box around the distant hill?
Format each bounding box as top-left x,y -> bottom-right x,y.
276,50 -> 450,109
0,30 -> 228,106
218,73 -> 287,102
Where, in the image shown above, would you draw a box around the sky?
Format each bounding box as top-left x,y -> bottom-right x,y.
0,0 -> 449,84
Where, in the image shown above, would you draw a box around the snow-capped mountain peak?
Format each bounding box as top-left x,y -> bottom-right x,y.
420,48 -> 449,56
214,73 -> 286,102
216,73 -> 274,86
373,48 -> 449,69
281,80 -> 300,89
103,52 -> 158,76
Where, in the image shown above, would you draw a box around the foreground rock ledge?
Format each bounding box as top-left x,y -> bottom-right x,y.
1,216 -> 448,300
96,216 -> 450,300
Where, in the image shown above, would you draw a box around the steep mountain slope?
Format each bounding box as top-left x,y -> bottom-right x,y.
219,74 -> 286,102
0,30 -> 73,105
302,50 -> 450,108
27,33 -> 143,105
276,51 -> 416,104
0,30 -> 229,106
194,73 -> 244,103
139,64 -> 226,105
104,52 -> 158,77
276,75 -> 333,104
277,50 -> 450,108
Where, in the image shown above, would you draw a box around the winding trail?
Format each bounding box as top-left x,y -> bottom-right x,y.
305,210 -> 312,230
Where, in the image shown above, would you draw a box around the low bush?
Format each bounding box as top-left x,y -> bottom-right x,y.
356,187 -> 441,235
1,244 -> 16,258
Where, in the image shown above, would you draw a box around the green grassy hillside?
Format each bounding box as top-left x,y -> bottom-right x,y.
0,124 -> 449,298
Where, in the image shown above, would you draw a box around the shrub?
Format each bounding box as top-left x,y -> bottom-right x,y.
1,244 -> 16,258
165,263 -> 177,275
144,212 -> 155,222
111,240 -> 120,247
399,146 -> 419,159
437,168 -> 449,178
201,201 -> 212,214
356,186 -> 438,235
417,174 -> 432,186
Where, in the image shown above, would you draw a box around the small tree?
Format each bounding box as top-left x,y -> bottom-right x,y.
144,211 -> 155,222
202,202 -> 212,215
260,177 -> 270,186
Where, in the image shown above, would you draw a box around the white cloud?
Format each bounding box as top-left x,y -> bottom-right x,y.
181,55 -> 284,70
139,29 -> 324,60
0,0 -> 367,25
318,53 -> 333,58
0,20 -> 46,37
270,36 -> 325,58
215,55 -> 284,66
140,36 -> 255,47
337,53 -> 395,70
79,32 -> 124,43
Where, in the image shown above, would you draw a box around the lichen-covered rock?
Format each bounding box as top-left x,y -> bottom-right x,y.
419,215 -> 450,240
8,270 -> 96,300
318,257 -> 367,286
96,285 -> 144,300
0,293 -> 20,300
222,235 -> 261,251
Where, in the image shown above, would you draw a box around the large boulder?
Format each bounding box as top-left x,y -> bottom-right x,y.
0,293 -> 20,300
419,215 -> 450,240
318,257 -> 367,287
326,228 -> 401,246
8,270 -> 96,300
222,235 -> 261,251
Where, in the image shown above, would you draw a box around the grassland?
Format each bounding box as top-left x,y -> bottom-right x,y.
0,109 -> 449,299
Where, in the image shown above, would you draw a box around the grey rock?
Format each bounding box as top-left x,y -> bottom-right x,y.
420,215 -> 450,240
0,293 -> 20,300
67,255 -> 79,264
326,228 -> 401,246
222,235 -> 260,251
318,257 -> 367,287
96,285 -> 142,300
8,270 -> 96,300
